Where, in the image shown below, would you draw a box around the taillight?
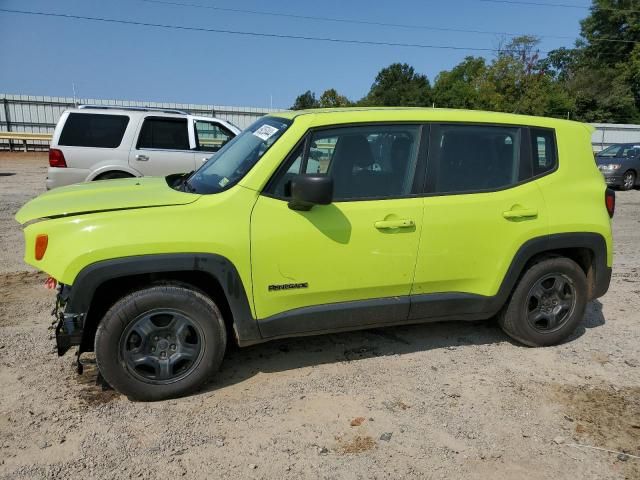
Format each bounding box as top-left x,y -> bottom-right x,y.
49,148 -> 67,168
605,188 -> 615,218
35,234 -> 48,260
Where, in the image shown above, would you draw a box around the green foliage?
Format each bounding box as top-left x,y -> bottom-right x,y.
318,89 -> 352,108
290,0 -> 639,122
547,0 -> 640,122
291,89 -> 352,110
360,63 -> 432,106
291,90 -> 319,110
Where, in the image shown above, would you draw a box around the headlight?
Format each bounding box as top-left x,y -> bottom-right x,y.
599,164 -> 621,171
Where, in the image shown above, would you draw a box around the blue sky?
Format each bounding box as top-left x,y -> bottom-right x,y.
0,0 -> 590,108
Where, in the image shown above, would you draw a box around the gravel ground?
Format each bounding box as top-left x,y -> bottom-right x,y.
0,153 -> 639,480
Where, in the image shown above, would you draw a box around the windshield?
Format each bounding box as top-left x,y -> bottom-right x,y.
185,116 -> 292,194
598,145 -> 620,157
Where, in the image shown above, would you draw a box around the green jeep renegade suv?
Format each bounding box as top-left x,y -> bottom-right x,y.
17,108 -> 614,401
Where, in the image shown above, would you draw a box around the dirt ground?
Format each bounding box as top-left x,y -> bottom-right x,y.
0,153 -> 638,480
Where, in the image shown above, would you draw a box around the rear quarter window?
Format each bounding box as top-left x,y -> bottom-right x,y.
58,113 -> 129,148
530,128 -> 557,176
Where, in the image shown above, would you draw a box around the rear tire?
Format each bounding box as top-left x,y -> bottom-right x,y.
621,170 -> 636,191
95,285 -> 226,401
498,257 -> 588,347
94,171 -> 134,181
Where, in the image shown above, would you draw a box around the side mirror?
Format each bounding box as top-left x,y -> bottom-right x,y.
288,174 -> 333,211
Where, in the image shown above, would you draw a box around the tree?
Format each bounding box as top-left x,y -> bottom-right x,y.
361,63 -> 432,106
318,89 -> 352,107
291,90 -> 319,110
433,40 -> 573,117
546,0 -> 640,122
432,57 -> 490,109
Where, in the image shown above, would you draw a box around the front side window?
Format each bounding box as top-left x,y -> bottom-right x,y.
269,124 -> 421,201
59,113 -> 129,148
431,124 -> 525,194
194,120 -> 234,152
185,116 -> 291,194
621,145 -> 640,158
137,117 -> 189,150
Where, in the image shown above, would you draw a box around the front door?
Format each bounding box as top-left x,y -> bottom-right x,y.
250,123 -> 427,336
129,116 -> 195,176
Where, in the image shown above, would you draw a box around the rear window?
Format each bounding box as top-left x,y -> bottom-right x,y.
58,113 -> 129,148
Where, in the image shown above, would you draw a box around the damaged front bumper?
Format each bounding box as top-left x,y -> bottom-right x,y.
53,284 -> 84,356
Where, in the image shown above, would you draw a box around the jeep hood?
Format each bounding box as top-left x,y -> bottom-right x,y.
15,177 -> 200,224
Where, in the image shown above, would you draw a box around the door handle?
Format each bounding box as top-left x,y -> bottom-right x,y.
502,208 -> 538,219
374,219 -> 415,229
135,154 -> 149,161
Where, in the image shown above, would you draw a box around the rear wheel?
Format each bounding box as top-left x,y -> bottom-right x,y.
95,285 -> 226,401
94,171 -> 134,181
622,170 -> 636,191
498,257 -> 588,347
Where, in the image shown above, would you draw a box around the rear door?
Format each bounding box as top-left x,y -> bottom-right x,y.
129,116 -> 196,176
410,123 -> 549,318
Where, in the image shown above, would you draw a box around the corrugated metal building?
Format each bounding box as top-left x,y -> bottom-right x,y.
3,93 -> 640,152
591,123 -> 640,151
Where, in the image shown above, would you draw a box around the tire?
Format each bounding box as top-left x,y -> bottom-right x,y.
621,170 -> 636,191
94,171 -> 134,181
498,257 -> 588,347
95,285 -> 226,401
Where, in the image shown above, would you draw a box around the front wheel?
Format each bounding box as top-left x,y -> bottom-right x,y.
622,170 -> 636,191
498,257 -> 588,347
95,285 -> 226,401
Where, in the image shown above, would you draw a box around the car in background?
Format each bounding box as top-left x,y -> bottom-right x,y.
46,105 -> 240,189
596,143 -> 640,190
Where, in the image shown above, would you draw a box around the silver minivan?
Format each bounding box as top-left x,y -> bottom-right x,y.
46,105 -> 240,189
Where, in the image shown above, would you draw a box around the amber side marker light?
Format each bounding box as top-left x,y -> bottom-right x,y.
35,234 -> 48,260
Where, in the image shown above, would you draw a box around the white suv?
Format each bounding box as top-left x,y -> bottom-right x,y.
46,105 -> 240,189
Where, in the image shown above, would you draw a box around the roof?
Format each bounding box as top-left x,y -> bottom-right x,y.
269,107 -> 587,130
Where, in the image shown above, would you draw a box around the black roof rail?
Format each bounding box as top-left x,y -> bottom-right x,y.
77,105 -> 188,115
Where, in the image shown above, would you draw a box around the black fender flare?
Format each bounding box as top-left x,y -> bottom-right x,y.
497,232 -> 611,302
65,254 -> 261,345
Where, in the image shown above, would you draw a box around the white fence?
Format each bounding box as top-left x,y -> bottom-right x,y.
0,93 -> 279,150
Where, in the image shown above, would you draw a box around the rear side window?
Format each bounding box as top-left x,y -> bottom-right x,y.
430,124 -> 526,194
58,113 -> 129,148
530,128 -> 557,176
137,117 -> 189,150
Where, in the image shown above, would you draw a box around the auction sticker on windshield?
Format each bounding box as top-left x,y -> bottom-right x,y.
253,124 -> 279,141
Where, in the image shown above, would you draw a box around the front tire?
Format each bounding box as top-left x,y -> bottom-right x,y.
622,170 -> 636,191
95,285 -> 226,401
498,257 -> 588,347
